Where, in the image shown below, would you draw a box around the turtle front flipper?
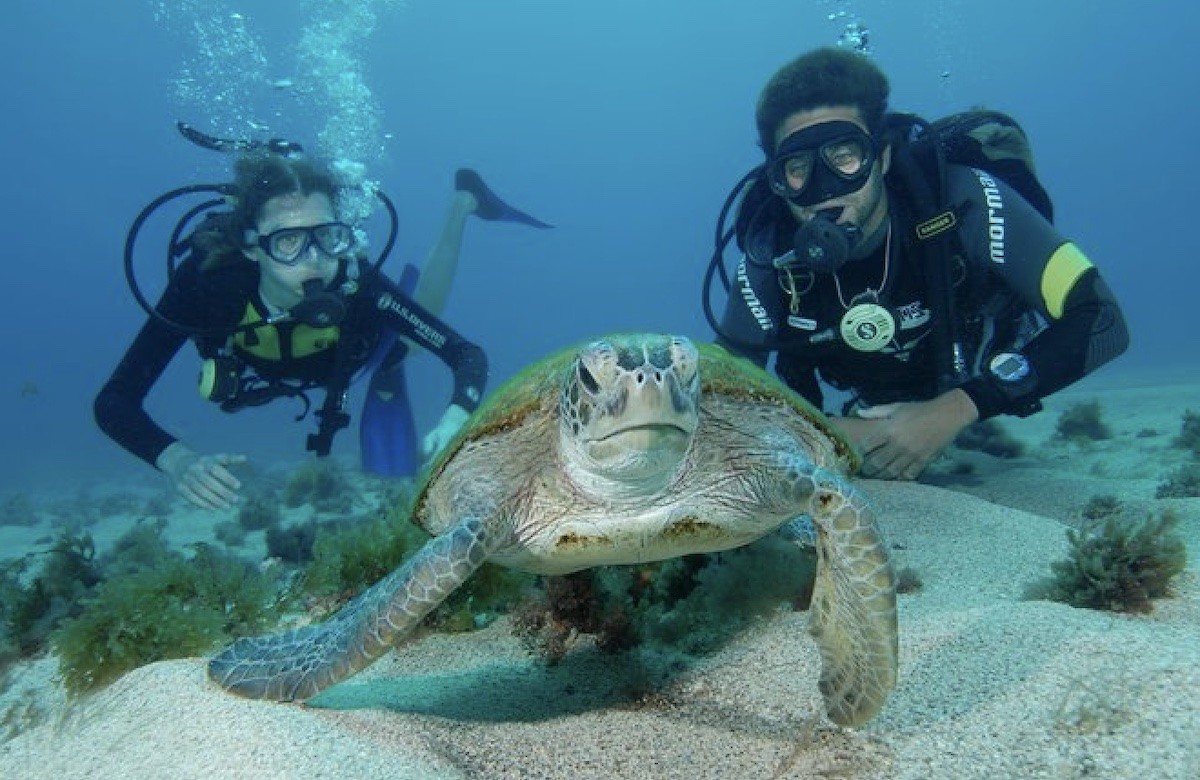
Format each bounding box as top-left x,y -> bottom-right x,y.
787,464 -> 898,727
208,517 -> 495,701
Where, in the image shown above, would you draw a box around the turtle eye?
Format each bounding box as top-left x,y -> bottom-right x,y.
577,362 -> 601,395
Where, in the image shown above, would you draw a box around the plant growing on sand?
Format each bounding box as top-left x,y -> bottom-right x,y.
1081,494 -> 1122,521
894,566 -> 924,594
1172,409 -> 1200,457
1053,400 -> 1112,443
237,490 -> 282,532
512,534 -> 818,663
301,507 -> 428,599
1155,463 -> 1200,499
213,520 -> 247,547
953,419 -> 1025,458
1026,509 -> 1187,613
51,543 -> 282,695
300,502 -> 532,630
266,518 -> 323,564
3,533 -> 102,658
283,459 -> 353,513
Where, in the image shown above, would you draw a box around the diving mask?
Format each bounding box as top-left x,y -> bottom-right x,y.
250,222 -> 355,265
766,121 -> 877,207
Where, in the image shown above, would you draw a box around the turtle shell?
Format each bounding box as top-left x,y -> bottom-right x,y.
412,335 -> 861,519
692,341 -> 860,471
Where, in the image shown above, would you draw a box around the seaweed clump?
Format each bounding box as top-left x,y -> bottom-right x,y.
51,541 -> 282,695
237,490 -> 282,532
953,419 -> 1025,458
301,505 -> 427,602
1053,400 -> 1113,443
1172,409 -> 1200,457
283,459 -> 354,514
0,521 -> 281,696
1026,509 -> 1187,613
2,533 -> 102,659
1081,494 -> 1122,521
511,535 -> 818,663
300,501 -> 533,630
1155,463 -> 1200,499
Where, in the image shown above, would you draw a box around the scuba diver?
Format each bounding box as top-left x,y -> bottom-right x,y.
704,47 -> 1128,480
95,125 -> 552,510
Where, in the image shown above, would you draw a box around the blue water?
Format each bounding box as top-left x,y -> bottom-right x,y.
2,0 -> 1196,492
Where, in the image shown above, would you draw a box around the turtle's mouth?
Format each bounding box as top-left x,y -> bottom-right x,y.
592,423 -> 691,443
582,422 -> 693,482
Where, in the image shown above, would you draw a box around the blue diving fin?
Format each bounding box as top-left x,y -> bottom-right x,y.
455,168 -> 554,229
359,264 -> 420,477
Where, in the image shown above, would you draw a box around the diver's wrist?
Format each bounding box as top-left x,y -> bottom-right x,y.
155,441 -> 195,475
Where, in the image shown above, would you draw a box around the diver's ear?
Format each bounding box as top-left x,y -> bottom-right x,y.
880,143 -> 893,176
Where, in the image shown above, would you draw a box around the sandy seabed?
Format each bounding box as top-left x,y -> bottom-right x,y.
1,371 -> 1196,779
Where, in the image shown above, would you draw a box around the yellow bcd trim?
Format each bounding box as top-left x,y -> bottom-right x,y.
233,304 -> 339,360
1041,242 -> 1094,319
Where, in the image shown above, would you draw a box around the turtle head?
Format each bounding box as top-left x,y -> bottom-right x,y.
560,334 -> 700,492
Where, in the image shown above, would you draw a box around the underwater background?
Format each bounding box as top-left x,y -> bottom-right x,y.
1,0 -> 1196,494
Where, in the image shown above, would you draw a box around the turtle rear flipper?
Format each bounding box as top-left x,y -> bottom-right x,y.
795,468 -> 898,727
208,517 -> 495,701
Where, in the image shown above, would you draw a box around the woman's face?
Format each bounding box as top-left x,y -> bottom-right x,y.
244,191 -> 341,311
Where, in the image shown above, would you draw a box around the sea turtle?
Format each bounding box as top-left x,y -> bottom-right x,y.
209,333 -> 898,727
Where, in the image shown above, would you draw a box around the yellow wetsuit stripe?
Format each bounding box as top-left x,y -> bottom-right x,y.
1040,242 -> 1094,319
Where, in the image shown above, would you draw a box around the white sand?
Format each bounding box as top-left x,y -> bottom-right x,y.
1,375 -> 1197,779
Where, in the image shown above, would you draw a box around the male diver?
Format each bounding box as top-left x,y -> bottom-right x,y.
706,47 -> 1128,480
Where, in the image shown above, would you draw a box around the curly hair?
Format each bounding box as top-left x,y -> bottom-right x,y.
754,47 -> 890,156
196,152 -> 344,269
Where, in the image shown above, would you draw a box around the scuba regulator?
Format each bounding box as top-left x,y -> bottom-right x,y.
291,278 -> 349,328
775,212 -> 862,275
702,172 -> 890,353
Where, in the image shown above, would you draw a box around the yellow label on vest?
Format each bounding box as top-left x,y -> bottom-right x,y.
915,210 -> 957,240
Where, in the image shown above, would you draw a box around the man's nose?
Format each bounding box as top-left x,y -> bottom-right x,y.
299,244 -> 333,265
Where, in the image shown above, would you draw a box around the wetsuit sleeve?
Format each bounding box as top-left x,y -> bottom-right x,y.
947,166 -> 1130,419
94,280 -> 196,467
94,257 -> 251,467
368,276 -> 488,412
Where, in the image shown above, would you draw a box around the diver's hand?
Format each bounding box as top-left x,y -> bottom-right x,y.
421,404 -> 472,461
837,389 -> 979,480
155,442 -> 246,510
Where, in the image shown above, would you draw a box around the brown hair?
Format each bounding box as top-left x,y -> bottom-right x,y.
197,152 -> 343,269
754,47 -> 890,156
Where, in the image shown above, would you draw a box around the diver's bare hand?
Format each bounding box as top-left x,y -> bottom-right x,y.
156,442 -> 246,510
838,389 -> 978,480
421,404 -> 472,462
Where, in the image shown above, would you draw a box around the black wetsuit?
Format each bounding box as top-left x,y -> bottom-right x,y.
718,163 -> 1129,419
95,255 -> 487,467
